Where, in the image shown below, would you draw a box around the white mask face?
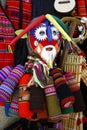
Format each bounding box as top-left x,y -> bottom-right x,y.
41,45 -> 57,68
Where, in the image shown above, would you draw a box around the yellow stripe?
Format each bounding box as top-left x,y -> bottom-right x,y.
45,14 -> 72,42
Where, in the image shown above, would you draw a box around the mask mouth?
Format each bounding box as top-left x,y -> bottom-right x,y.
41,45 -> 56,67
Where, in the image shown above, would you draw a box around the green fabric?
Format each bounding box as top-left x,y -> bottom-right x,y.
52,15 -> 69,34
62,106 -> 74,114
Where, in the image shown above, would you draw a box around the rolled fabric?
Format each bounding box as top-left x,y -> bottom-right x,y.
44,76 -> 61,121
64,72 -> 86,112
0,64 -> 25,102
50,68 -> 75,109
0,66 -> 13,83
18,73 -> 34,119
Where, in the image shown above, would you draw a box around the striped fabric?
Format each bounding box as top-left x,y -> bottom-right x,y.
50,68 -> 75,109
6,0 -> 32,29
8,88 -> 19,117
0,65 -> 25,102
0,66 -> 13,83
0,4 -> 15,69
76,0 -> 87,17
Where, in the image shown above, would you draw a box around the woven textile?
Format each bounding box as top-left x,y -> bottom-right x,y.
6,0 -> 32,29
0,3 -> 15,69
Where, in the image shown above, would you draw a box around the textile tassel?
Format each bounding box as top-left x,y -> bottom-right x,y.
44,76 -> 61,121
0,64 -> 25,102
50,67 -> 75,109
18,73 -> 34,119
25,56 -> 49,88
64,72 -> 86,112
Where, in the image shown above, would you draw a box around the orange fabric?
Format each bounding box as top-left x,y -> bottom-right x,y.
19,73 -> 32,86
18,102 -> 34,119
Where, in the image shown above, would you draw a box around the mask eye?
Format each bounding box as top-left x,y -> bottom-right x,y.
51,26 -> 60,40
35,26 -> 47,41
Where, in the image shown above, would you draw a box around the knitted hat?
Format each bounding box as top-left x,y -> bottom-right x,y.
0,64 -> 25,102
44,76 -> 61,121
18,73 -> 34,119
64,72 -> 86,112
50,67 -> 75,109
10,14 -> 72,48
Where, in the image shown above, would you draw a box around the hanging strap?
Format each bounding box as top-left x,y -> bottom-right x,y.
19,0 -> 23,29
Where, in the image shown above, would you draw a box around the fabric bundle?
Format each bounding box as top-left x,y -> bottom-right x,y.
0,64 -> 25,103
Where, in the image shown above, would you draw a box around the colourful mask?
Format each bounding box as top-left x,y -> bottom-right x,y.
29,19 -> 61,67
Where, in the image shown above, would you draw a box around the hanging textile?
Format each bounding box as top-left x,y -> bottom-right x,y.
0,2 -> 15,69
5,0 -> 32,29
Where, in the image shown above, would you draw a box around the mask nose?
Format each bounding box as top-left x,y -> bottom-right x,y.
47,25 -> 52,42
45,20 -> 52,42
